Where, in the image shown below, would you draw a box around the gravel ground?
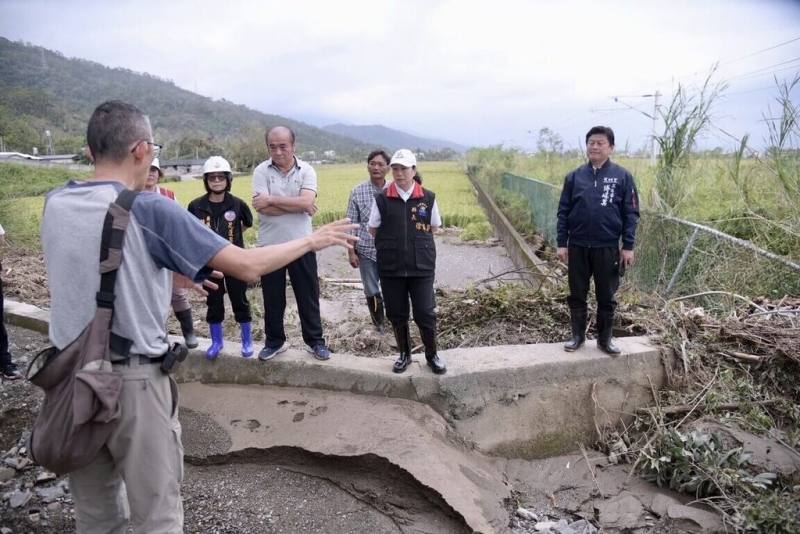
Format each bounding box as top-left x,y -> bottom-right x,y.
0,326 -> 470,532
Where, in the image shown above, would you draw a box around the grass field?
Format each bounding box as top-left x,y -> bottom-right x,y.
472,152 -> 783,224
0,161 -> 486,248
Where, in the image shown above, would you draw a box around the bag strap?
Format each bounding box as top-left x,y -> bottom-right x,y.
96,188 -> 139,311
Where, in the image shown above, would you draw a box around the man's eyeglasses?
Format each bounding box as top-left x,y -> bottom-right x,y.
131,140 -> 163,157
206,173 -> 228,182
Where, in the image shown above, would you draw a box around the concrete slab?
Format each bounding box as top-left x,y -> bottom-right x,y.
173,336 -> 663,458
3,298 -> 50,334
4,298 -> 665,458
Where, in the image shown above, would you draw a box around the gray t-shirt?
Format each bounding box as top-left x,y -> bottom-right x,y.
42,181 -> 228,356
252,157 -> 317,246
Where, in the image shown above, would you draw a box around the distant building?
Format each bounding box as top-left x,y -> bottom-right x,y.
323,150 -> 336,159
161,158 -> 205,177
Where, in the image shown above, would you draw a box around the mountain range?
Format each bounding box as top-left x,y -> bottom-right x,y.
323,123 -> 467,154
0,37 -> 467,166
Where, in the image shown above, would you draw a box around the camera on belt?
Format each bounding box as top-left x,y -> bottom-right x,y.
160,343 -> 188,373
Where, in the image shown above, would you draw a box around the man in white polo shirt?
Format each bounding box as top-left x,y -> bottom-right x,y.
252,126 -> 330,361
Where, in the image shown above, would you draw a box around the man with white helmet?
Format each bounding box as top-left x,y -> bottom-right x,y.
188,156 -> 255,358
144,157 -> 198,348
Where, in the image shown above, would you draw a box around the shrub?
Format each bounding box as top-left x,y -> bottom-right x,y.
461,221 -> 492,242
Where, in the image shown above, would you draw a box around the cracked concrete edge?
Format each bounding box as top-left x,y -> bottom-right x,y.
3,299 -> 50,335
4,298 -> 667,459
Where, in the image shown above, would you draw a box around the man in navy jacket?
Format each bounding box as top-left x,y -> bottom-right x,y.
556,126 -> 640,355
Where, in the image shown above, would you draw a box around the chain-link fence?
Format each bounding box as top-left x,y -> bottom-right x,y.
500,172 -> 800,302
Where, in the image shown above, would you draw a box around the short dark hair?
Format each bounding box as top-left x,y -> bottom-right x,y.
86,101 -> 151,163
266,126 -> 296,145
366,150 -> 390,165
585,126 -> 615,146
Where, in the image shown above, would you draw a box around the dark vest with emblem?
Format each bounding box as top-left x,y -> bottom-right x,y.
374,188 -> 436,277
187,192 -> 251,248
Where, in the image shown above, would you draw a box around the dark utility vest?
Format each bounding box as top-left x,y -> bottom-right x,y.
374,188 -> 436,277
187,193 -> 251,248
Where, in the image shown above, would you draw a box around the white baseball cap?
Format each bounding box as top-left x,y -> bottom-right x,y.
390,149 -> 416,168
150,157 -> 163,177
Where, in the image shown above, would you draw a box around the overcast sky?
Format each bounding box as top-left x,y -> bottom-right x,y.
1,0 -> 799,151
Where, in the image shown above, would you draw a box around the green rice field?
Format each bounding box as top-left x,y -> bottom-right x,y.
0,161 -> 486,248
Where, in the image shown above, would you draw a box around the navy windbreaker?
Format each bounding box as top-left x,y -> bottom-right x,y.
556,159 -> 640,250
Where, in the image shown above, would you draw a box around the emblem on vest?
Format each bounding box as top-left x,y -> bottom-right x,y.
417,203 -> 428,219
224,210 -> 236,222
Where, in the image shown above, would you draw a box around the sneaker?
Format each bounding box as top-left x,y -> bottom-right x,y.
1,363 -> 22,381
307,344 -> 331,361
258,342 -> 288,361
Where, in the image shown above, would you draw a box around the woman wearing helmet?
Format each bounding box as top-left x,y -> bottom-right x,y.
188,156 -> 255,359
144,158 -> 198,348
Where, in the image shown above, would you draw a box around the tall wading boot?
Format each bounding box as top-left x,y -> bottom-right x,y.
175,309 -> 199,348
240,322 -> 254,358
563,310 -> 587,352
207,322 -> 224,360
419,327 -> 446,375
391,322 -> 412,373
596,312 -> 621,356
366,295 -> 385,333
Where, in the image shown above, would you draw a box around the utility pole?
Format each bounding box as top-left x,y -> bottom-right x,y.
650,91 -> 660,166
45,130 -> 54,155
611,91 -> 661,165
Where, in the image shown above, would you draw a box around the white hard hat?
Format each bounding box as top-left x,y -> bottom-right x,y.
390,149 -> 416,168
150,157 -> 163,177
203,156 -> 232,175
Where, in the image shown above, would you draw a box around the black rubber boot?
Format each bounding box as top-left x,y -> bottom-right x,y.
366,295 -> 385,333
392,322 -> 412,373
419,327 -> 446,375
563,310 -> 587,352
597,312 -> 621,356
175,309 -> 199,349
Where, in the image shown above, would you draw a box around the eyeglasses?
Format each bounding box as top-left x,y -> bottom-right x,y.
131,140 -> 163,157
206,174 -> 228,182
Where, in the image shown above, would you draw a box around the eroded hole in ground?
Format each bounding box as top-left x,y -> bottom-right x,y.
185,448 -> 471,534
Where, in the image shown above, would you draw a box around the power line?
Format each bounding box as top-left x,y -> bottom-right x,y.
725,56 -> 800,82
719,35 -> 800,66
727,64 -> 800,85
626,35 -> 800,95
725,85 -> 778,97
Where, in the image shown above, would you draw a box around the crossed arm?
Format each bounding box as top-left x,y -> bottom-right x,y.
253,189 -> 317,216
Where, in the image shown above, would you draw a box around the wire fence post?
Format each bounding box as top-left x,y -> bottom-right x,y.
664,227 -> 699,297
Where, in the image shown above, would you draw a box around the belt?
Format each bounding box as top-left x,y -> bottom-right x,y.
112,354 -> 167,366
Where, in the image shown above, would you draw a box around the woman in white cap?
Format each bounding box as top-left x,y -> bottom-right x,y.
144,158 -> 199,348
368,149 -> 446,375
